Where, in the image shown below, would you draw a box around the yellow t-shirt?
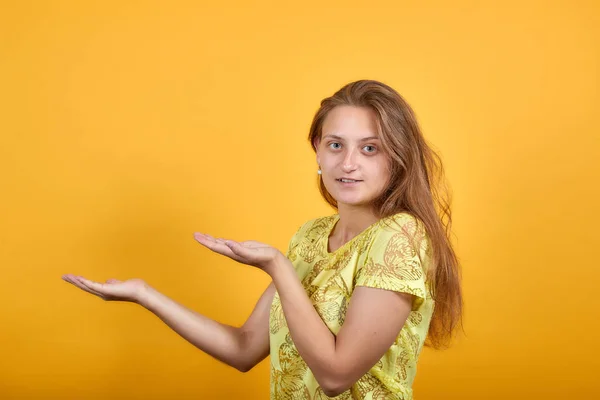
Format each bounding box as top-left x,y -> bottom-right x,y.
269,212 -> 434,400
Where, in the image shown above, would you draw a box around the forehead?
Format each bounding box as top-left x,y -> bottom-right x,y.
322,106 -> 378,139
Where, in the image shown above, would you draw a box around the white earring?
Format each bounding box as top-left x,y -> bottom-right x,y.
317,169 -> 322,175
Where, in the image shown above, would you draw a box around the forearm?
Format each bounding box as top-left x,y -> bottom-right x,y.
268,257 -> 341,389
138,285 -> 248,371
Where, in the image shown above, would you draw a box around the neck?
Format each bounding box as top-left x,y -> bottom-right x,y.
333,205 -> 380,243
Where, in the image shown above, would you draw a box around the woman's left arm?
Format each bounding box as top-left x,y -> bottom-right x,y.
268,253 -> 413,398
193,233 -> 413,397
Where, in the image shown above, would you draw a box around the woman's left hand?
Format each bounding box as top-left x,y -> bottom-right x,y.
193,232 -> 283,273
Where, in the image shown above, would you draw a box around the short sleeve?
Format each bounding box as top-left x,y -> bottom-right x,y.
283,219 -> 319,281
355,215 -> 429,310
284,219 -> 313,262
285,225 -> 302,261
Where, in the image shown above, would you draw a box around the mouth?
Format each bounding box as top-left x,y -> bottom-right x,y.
336,178 -> 362,183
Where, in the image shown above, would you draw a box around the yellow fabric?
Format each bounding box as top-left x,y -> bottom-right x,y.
269,212 -> 434,400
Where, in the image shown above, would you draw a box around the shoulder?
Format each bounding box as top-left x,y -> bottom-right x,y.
356,213 -> 432,304
378,212 -> 427,238
379,212 -> 422,229
371,212 -> 430,255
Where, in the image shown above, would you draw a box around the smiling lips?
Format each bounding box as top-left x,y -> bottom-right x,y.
336,178 -> 362,184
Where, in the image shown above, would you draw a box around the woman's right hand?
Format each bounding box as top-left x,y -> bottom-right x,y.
62,274 -> 148,303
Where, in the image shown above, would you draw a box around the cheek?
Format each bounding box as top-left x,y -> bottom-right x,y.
321,157 -> 339,171
371,164 -> 392,189
372,159 -> 391,176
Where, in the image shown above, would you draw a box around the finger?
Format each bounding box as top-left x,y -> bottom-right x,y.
62,273 -> 82,282
196,235 -> 235,254
194,233 -> 217,246
194,232 -> 217,242
200,234 -> 229,246
78,277 -> 104,290
78,277 -> 114,296
63,274 -> 90,288
216,242 -> 247,262
226,241 -> 257,258
78,285 -> 107,299
63,276 -> 107,299
62,275 -> 81,287
106,279 -> 121,284
194,235 -> 250,264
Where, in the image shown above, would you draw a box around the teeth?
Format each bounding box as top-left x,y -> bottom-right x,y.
340,179 -> 358,183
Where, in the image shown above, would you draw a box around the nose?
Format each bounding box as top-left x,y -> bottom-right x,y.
342,149 -> 358,173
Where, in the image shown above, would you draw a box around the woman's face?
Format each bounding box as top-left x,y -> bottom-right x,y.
316,105 -> 391,210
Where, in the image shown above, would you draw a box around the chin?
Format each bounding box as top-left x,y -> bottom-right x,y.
333,195 -> 371,207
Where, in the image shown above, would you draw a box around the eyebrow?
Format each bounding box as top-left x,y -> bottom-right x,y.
323,134 -> 380,141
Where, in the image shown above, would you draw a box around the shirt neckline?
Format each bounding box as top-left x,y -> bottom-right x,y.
323,214 -> 382,256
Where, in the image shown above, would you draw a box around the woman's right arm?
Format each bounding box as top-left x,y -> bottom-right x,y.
140,281 -> 275,372
62,275 -> 275,372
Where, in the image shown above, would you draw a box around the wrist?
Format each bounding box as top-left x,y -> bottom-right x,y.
267,253 -> 293,281
136,282 -> 154,308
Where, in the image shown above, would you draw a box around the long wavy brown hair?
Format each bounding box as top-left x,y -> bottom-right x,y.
308,80 -> 463,349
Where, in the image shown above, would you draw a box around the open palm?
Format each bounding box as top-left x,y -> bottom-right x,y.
193,233 -> 283,271
62,274 -> 146,303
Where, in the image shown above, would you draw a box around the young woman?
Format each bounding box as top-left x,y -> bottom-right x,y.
62,80 -> 463,399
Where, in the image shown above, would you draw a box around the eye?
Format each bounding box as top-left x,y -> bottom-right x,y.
328,142 -> 342,150
363,145 -> 377,153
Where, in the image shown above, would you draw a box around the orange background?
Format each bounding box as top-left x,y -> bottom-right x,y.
1,1 -> 599,399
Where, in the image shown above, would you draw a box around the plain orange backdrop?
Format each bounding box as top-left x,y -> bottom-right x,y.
1,1 -> 599,399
